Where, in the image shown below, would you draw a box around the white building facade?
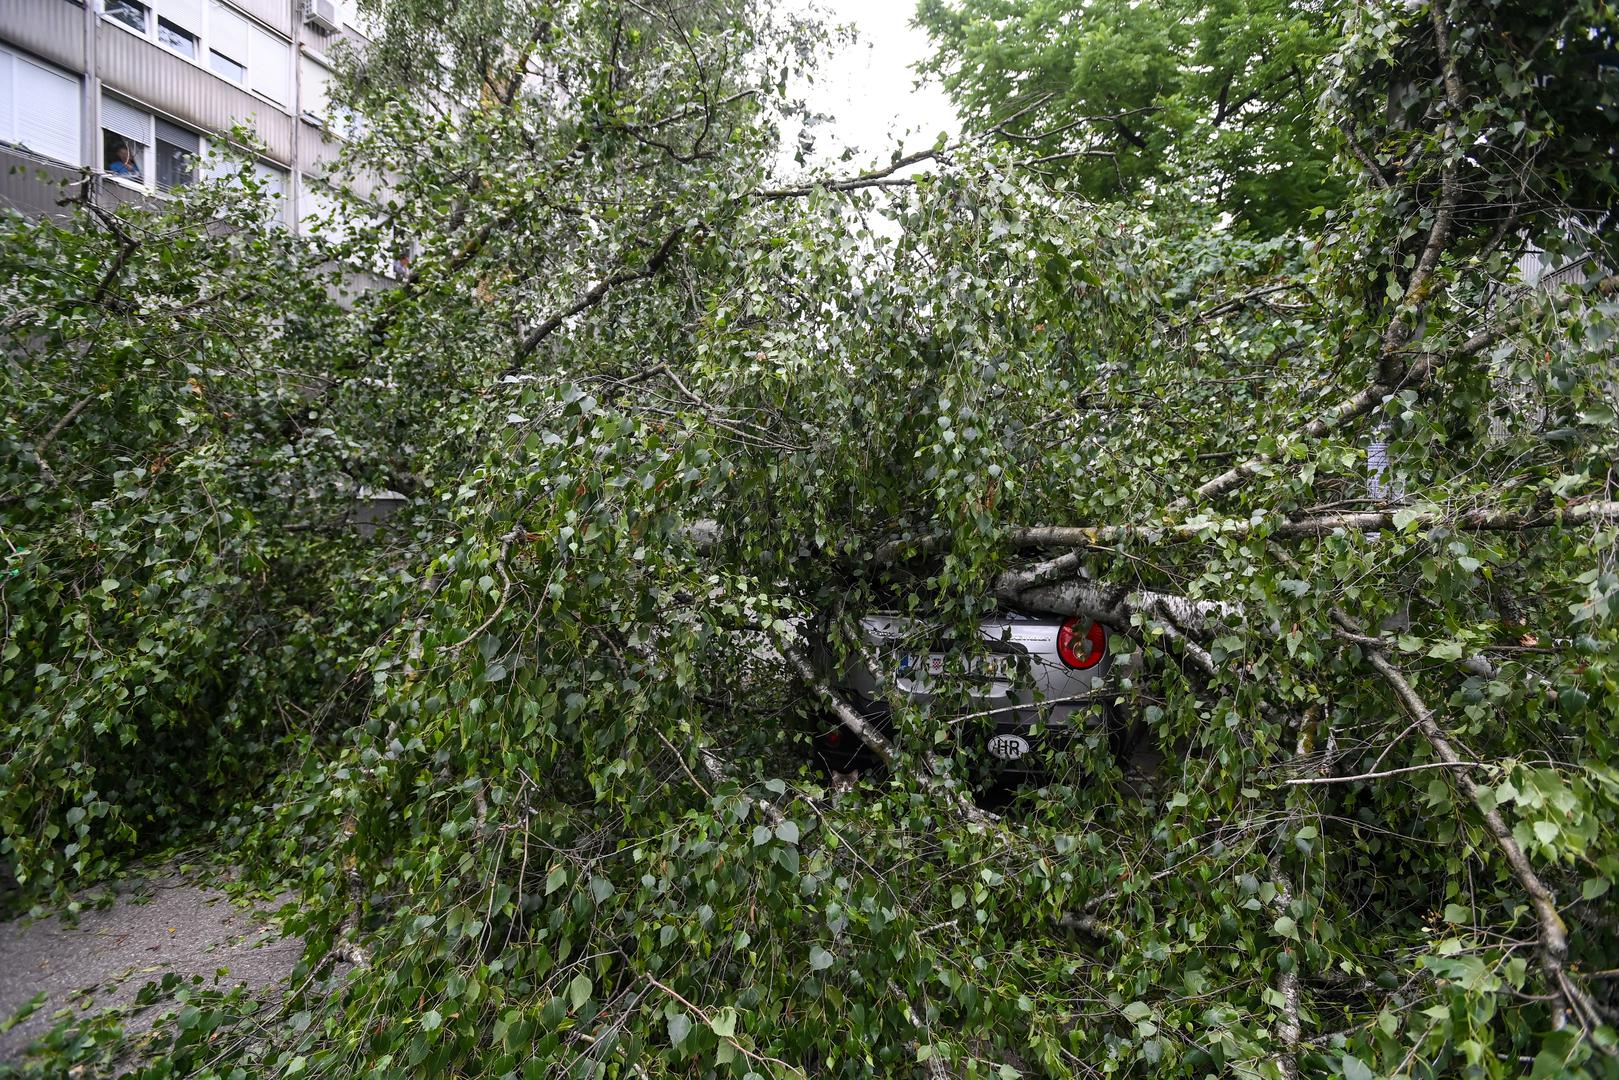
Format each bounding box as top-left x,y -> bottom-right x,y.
0,0 -> 370,227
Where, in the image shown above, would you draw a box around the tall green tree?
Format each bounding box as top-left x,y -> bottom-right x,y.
915,0 -> 1348,233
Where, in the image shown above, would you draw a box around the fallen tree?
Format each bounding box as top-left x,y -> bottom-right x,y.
2,0 -> 1617,1076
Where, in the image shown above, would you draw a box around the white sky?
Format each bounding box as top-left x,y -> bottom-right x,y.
779,0 -> 960,175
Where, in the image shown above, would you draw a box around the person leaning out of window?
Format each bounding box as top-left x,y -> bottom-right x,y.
108,144 -> 141,180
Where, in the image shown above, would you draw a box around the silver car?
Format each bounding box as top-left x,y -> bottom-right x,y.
819,611 -> 1118,772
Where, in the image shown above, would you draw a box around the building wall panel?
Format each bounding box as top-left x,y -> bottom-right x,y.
299,22 -> 368,55
0,0 -> 86,71
97,22 -> 293,163
227,0 -> 291,38
297,119 -> 391,202
296,117 -> 341,172
0,145 -> 79,218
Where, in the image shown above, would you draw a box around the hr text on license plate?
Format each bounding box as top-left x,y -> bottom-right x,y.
988,733 -> 1030,760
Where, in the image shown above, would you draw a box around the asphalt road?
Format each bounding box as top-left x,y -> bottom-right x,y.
0,872 -> 302,1064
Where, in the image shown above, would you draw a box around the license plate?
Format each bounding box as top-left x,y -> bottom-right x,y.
987,734 -> 1030,760
898,653 -> 1014,680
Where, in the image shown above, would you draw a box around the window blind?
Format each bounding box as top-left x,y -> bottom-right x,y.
156,0 -> 205,35
156,118 -> 200,152
2,48 -> 81,165
247,26 -> 289,104
0,49 -> 13,145
301,55 -> 332,118
101,94 -> 150,143
208,2 -> 249,61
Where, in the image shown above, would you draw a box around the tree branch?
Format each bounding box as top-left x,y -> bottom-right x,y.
1343,619 -> 1611,1041
1174,273 -> 1617,508
779,640 -> 996,826
753,146 -> 942,199
1269,849 -> 1303,1080
503,227 -> 685,373
29,392 -> 97,487
1003,499 -> 1619,549
990,572 -> 1234,641
1281,759 -> 1487,786
754,97 -> 1145,201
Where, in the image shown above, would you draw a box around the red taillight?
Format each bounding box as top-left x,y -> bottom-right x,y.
1056,618 -> 1105,670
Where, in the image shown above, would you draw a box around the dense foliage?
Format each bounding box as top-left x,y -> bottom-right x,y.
915,0 -> 1349,233
2,0 -> 1618,1077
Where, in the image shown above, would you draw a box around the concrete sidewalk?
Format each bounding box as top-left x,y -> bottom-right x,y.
0,871 -> 302,1064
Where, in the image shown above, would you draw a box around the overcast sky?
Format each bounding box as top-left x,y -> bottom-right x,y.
779,0 -> 960,175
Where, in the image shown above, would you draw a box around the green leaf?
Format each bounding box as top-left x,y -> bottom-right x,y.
708,1006 -> 738,1039
666,1010 -> 691,1046
1582,877 -> 1610,901
420,1010 -> 441,1032
1341,1054 -> 1373,1080
1533,821 -> 1559,844
567,973 -> 592,1010
1272,915 -> 1298,940
808,945 -> 834,971
0,992 -> 46,1033
775,820 -> 800,845
1121,1001 -> 1152,1022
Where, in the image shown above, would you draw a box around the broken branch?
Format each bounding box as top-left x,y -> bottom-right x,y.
779,640 -> 996,826
1005,499 -> 1619,549
1343,618 -> 1610,1041
505,227 -> 685,372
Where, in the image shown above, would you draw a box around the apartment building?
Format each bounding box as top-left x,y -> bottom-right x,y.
0,0 -> 371,227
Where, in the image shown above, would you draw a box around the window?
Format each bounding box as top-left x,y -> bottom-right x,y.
302,54 -> 364,140
102,95 -> 150,183
155,119 -> 199,190
101,95 -> 203,192
300,178 -> 340,240
157,17 -> 198,59
104,0 -> 148,33
156,0 -> 204,49
200,151 -> 289,224
0,47 -> 83,166
103,0 -> 288,106
102,127 -> 146,182
251,160 -> 288,225
208,3 -> 248,82
334,0 -> 380,41
301,54 -> 333,123
209,50 -> 245,81
208,3 -> 247,61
